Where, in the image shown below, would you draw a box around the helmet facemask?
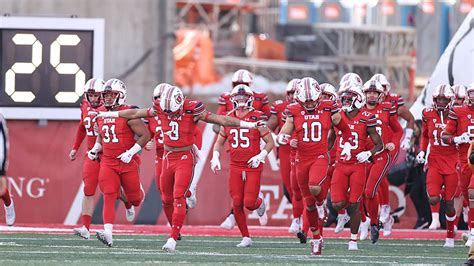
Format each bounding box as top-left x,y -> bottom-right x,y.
231,93 -> 253,110
365,90 -> 382,106
433,96 -> 452,111
85,90 -> 102,108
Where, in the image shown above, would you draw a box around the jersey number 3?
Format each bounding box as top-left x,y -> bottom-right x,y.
102,125 -> 119,143
229,128 -> 250,148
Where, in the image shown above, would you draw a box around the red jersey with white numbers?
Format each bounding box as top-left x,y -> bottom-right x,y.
221,109 -> 266,170
217,91 -> 270,116
384,93 -> 405,111
286,100 -> 338,159
421,108 -> 457,156
72,100 -> 101,151
446,105 -> 474,156
96,105 -> 139,159
146,116 -> 165,157
157,99 -> 205,148
363,102 -> 397,149
336,110 -> 377,163
270,99 -> 290,129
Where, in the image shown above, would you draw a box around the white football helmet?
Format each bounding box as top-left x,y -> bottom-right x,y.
339,80 -> 361,95
230,84 -> 254,109
153,83 -> 173,100
339,73 -> 363,88
432,84 -> 454,111
363,79 -> 385,105
103,78 -> 126,108
295,77 -> 321,111
232,69 -> 253,86
160,86 -> 185,117
286,78 -> 300,102
452,84 -> 467,106
320,83 -> 337,101
341,86 -> 366,112
84,78 -> 104,108
467,83 -> 474,106
371,73 -> 391,94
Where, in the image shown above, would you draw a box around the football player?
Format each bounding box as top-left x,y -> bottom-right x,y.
416,84 -> 458,248
330,84 -> 383,251
89,79 -> 150,247
0,111 -> 14,226
94,85 -> 266,252
277,77 -> 354,255
211,84 -> 274,247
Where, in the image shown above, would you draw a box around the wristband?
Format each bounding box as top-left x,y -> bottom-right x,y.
240,121 -> 255,129
404,128 -> 414,139
128,143 -> 142,155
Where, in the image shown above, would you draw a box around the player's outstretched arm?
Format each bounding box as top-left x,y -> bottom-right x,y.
97,108 -> 156,120
196,111 -> 265,129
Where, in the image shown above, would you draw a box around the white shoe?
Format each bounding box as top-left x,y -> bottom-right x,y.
288,218 -> 301,233
125,206 -> 135,222
443,237 -> 454,248
429,219 -> 441,230
257,192 -> 268,226
379,205 -> 391,224
317,203 -> 326,221
359,218 -> 371,240
348,240 -> 358,250
310,239 -> 322,255
5,199 -> 15,226
335,213 -> 350,233
382,216 -> 394,237
463,207 -> 469,223
463,232 -> 470,242
186,193 -> 197,209
236,237 -> 252,247
162,237 -> 177,252
73,225 -> 90,239
96,231 -> 113,247
465,235 -> 473,247
220,214 -> 236,230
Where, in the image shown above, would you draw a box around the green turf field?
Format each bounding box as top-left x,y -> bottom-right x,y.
0,234 -> 467,265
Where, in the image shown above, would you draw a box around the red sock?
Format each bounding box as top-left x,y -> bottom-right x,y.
233,205 -> 249,237
360,203 -> 367,223
82,215 -> 91,230
162,202 -> 174,225
292,196 -> 304,219
469,207 -> 474,230
431,202 -> 440,213
1,189 -> 11,207
171,197 -> 187,240
446,214 -> 456,238
103,193 -> 117,224
338,209 -> 346,215
306,208 -> 320,239
124,201 -> 132,210
366,197 -> 379,225
379,178 -> 389,206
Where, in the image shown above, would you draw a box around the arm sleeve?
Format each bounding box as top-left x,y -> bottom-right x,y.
72,120 -> 86,150
193,102 -> 205,116
146,119 -> 155,139
334,116 -> 352,141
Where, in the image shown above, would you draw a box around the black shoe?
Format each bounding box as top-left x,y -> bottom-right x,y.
297,231 -> 307,244
177,233 -> 182,241
370,224 -> 380,244
464,259 -> 474,265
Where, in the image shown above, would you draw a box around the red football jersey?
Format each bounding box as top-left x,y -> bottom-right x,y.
217,91 -> 270,116
384,93 -> 405,111
446,105 -> 474,156
221,109 -> 266,170
270,99 -> 290,130
96,105 -> 140,159
363,102 -> 397,149
72,100 -> 100,151
157,99 -> 205,148
421,108 -> 457,156
286,100 -> 339,159
336,110 -> 377,163
146,116 -> 165,156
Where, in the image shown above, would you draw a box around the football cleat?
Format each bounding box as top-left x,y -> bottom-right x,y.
5,199 -> 15,226
359,218 -> 370,240
236,237 -> 252,248
73,225 -> 90,239
465,236 -> 473,247
297,231 -> 307,244
310,239 -> 322,256
348,240 -> 358,250
379,205 -> 391,224
370,224 -> 381,244
96,231 -> 113,247
463,232 -> 469,242
162,237 -> 177,252
465,259 -> 474,266
288,218 -> 301,233
125,206 -> 135,222
317,203 -> 327,222
186,193 -> 197,209
443,238 -> 455,248
220,214 -> 236,230
335,213 -> 350,233
257,192 -> 268,226
429,219 -> 441,230
382,216 -> 394,237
